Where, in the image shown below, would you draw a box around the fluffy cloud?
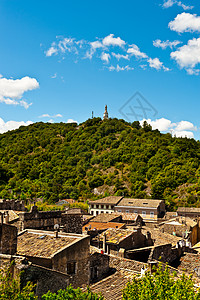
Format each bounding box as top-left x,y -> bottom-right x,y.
0,118 -> 33,134
39,113 -> 63,118
153,39 -> 181,49
108,64 -> 134,72
67,119 -> 77,123
171,38 -> 200,71
175,120 -> 197,131
163,0 -> 193,10
169,13 -> 200,33
0,76 -> 39,109
101,52 -> 111,63
112,53 -> 129,60
102,34 -> 125,47
45,35 -> 169,73
148,58 -> 169,71
140,117 -> 196,138
127,45 -> 148,58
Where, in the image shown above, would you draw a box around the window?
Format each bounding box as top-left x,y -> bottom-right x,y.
134,211 -> 138,214
142,211 -> 146,217
91,211 -> 93,215
91,204 -> 94,208
67,262 -> 76,275
101,211 -> 104,214
118,209 -> 122,213
96,205 -> 99,209
150,212 -> 154,218
126,210 -> 129,213
96,211 -> 99,215
106,205 -> 109,209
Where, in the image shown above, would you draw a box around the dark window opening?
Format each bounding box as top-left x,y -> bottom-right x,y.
67,262 -> 76,275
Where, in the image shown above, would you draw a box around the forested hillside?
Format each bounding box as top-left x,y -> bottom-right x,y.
0,117 -> 200,210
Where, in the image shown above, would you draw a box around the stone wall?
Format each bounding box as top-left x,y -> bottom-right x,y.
52,236 -> 90,288
90,252 -> 109,282
0,224 -> 17,255
108,255 -> 147,273
19,206 -> 62,231
61,213 -> 83,234
0,199 -> 26,211
20,264 -> 70,299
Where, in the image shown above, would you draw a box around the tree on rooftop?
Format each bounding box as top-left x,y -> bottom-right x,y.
41,286 -> 104,300
122,264 -> 200,300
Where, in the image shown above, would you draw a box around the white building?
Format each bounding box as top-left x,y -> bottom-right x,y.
88,196 -> 123,216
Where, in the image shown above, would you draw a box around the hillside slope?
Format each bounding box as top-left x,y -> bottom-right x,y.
0,118 -> 200,210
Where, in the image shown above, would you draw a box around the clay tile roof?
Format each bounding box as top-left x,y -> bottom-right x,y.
117,198 -> 163,208
0,210 -> 20,222
17,230 -> 79,258
177,207 -> 200,213
114,212 -> 140,221
142,227 -> 180,246
83,222 -> 125,231
91,213 -> 121,223
88,196 -> 123,205
99,228 -> 134,244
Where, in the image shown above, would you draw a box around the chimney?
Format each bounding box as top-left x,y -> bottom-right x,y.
103,233 -> 107,253
5,211 -> 9,224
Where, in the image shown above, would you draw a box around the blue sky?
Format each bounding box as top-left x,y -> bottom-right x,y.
0,0 -> 200,138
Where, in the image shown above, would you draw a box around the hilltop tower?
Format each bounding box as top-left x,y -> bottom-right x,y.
103,105 -> 108,120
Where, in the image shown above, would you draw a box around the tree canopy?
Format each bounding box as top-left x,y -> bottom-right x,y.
0,118 -> 200,209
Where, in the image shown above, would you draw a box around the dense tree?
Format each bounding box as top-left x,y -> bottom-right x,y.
122,264 -> 200,300
0,118 -> 200,209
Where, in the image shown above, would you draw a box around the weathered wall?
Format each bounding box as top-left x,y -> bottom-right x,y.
20,264 -> 70,299
148,244 -> 180,264
61,214 -> 83,234
108,255 -> 147,273
90,252 -> 109,282
0,224 -> 17,255
52,236 -> 90,288
0,199 -> 26,211
19,206 -> 62,231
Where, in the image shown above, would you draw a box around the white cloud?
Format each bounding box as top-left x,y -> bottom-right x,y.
163,0 -> 193,10
171,38 -> 200,71
0,76 -> 39,109
0,118 -> 33,134
140,117 -> 196,138
148,58 -> 163,70
127,44 -> 148,58
39,113 -> 63,118
46,43 -> 58,57
51,73 -> 57,79
102,34 -> 125,47
175,120 -> 197,131
172,130 -> 194,138
112,53 -> 129,60
108,64 -> 134,72
153,39 -> 181,49
67,119 -> 77,123
169,13 -> 200,33
101,52 -> 111,63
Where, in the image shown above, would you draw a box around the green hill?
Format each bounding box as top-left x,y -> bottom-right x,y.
0,117 -> 200,210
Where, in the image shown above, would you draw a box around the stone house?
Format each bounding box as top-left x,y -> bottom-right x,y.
88,196 -> 123,216
177,207 -> 200,219
17,229 -> 90,288
0,199 -> 26,211
115,198 -> 166,221
96,228 -> 149,256
160,217 -> 198,246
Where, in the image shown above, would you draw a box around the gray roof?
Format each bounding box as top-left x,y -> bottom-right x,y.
88,196 -> 123,205
117,198 -> 163,209
177,207 -> 200,213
